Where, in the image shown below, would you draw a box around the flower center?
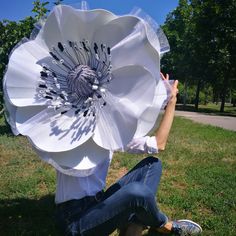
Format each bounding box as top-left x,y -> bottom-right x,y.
67,65 -> 98,98
37,40 -> 112,116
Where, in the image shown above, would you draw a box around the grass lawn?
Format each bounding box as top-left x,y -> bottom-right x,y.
176,103 -> 236,117
0,115 -> 235,235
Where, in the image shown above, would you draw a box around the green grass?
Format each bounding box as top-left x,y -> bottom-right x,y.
176,103 -> 236,116
0,116 -> 236,235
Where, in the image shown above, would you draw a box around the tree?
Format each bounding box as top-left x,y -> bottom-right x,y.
162,0 -> 196,107
191,0 -> 236,112
0,17 -> 36,110
162,0 -> 236,112
32,0 -> 49,21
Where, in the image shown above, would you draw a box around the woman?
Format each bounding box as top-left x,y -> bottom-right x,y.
55,73 -> 202,236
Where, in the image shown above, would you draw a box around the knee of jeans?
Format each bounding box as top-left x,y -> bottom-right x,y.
125,182 -> 154,200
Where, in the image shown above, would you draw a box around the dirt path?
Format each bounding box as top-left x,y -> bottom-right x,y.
175,111 -> 236,131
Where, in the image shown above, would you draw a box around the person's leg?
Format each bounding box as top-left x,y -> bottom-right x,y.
76,182 -> 167,236
105,156 -> 163,198
105,156 -> 164,235
58,156 -> 202,236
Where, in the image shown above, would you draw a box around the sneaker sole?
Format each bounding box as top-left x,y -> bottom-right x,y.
177,219 -> 203,233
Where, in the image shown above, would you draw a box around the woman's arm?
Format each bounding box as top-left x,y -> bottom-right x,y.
155,73 -> 178,151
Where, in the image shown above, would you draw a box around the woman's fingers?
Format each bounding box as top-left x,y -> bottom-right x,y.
160,72 -> 169,80
160,73 -> 178,96
173,80 -> 179,88
166,73 -> 169,80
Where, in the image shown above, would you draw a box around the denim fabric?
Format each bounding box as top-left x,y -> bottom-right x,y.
55,156 -> 168,236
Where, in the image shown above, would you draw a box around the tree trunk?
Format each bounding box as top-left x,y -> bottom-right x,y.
183,80 -> 188,108
220,73 -> 230,112
194,80 -> 201,111
220,94 -> 226,112
232,99 -> 236,107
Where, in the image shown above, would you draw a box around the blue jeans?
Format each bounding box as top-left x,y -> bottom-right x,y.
56,156 -> 168,236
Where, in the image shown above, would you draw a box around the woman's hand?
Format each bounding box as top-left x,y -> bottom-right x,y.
160,72 -> 178,103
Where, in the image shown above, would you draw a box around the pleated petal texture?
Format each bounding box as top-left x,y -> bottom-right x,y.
42,5 -> 117,50
3,97 -> 19,135
4,41 -> 49,107
15,106 -> 95,152
134,80 -> 168,138
34,138 -> 110,177
111,20 -> 160,80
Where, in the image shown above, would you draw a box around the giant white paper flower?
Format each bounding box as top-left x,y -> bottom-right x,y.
3,5 -> 170,176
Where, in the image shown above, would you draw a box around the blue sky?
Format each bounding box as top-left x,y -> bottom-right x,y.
0,0 -> 178,24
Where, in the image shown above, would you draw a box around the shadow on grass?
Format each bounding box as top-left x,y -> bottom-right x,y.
0,195 -> 62,236
0,118 -> 13,136
0,194 -> 165,236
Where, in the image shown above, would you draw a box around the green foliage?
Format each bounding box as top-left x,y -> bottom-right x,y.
0,17 -> 36,109
162,0 -> 236,111
32,0 -> 49,21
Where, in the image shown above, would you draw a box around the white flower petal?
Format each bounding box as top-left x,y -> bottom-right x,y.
4,41 -> 49,107
93,100 -> 138,150
34,138 -> 110,177
109,65 -> 156,117
93,65 -> 156,150
42,5 -> 117,49
92,15 -> 140,48
134,80 -> 168,138
111,21 -> 160,80
3,97 -> 19,135
3,76 -> 19,135
15,107 -> 95,152
143,21 -> 161,53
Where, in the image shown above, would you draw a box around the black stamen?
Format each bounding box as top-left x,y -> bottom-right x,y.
103,102 -> 106,106
49,52 -> 60,61
50,90 -> 57,94
39,84 -> 47,88
40,71 -> 48,77
107,47 -> 111,55
82,42 -> 89,52
45,95 -> 53,99
59,94 -> 65,99
94,43 -> 98,53
101,44 -> 104,51
52,72 -> 57,77
83,110 -> 88,116
58,42 -> 64,51
68,41 -> 73,47
75,109 -> 80,115
61,110 -> 68,115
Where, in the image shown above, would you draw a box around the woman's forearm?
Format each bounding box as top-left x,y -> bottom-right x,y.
156,97 -> 176,150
